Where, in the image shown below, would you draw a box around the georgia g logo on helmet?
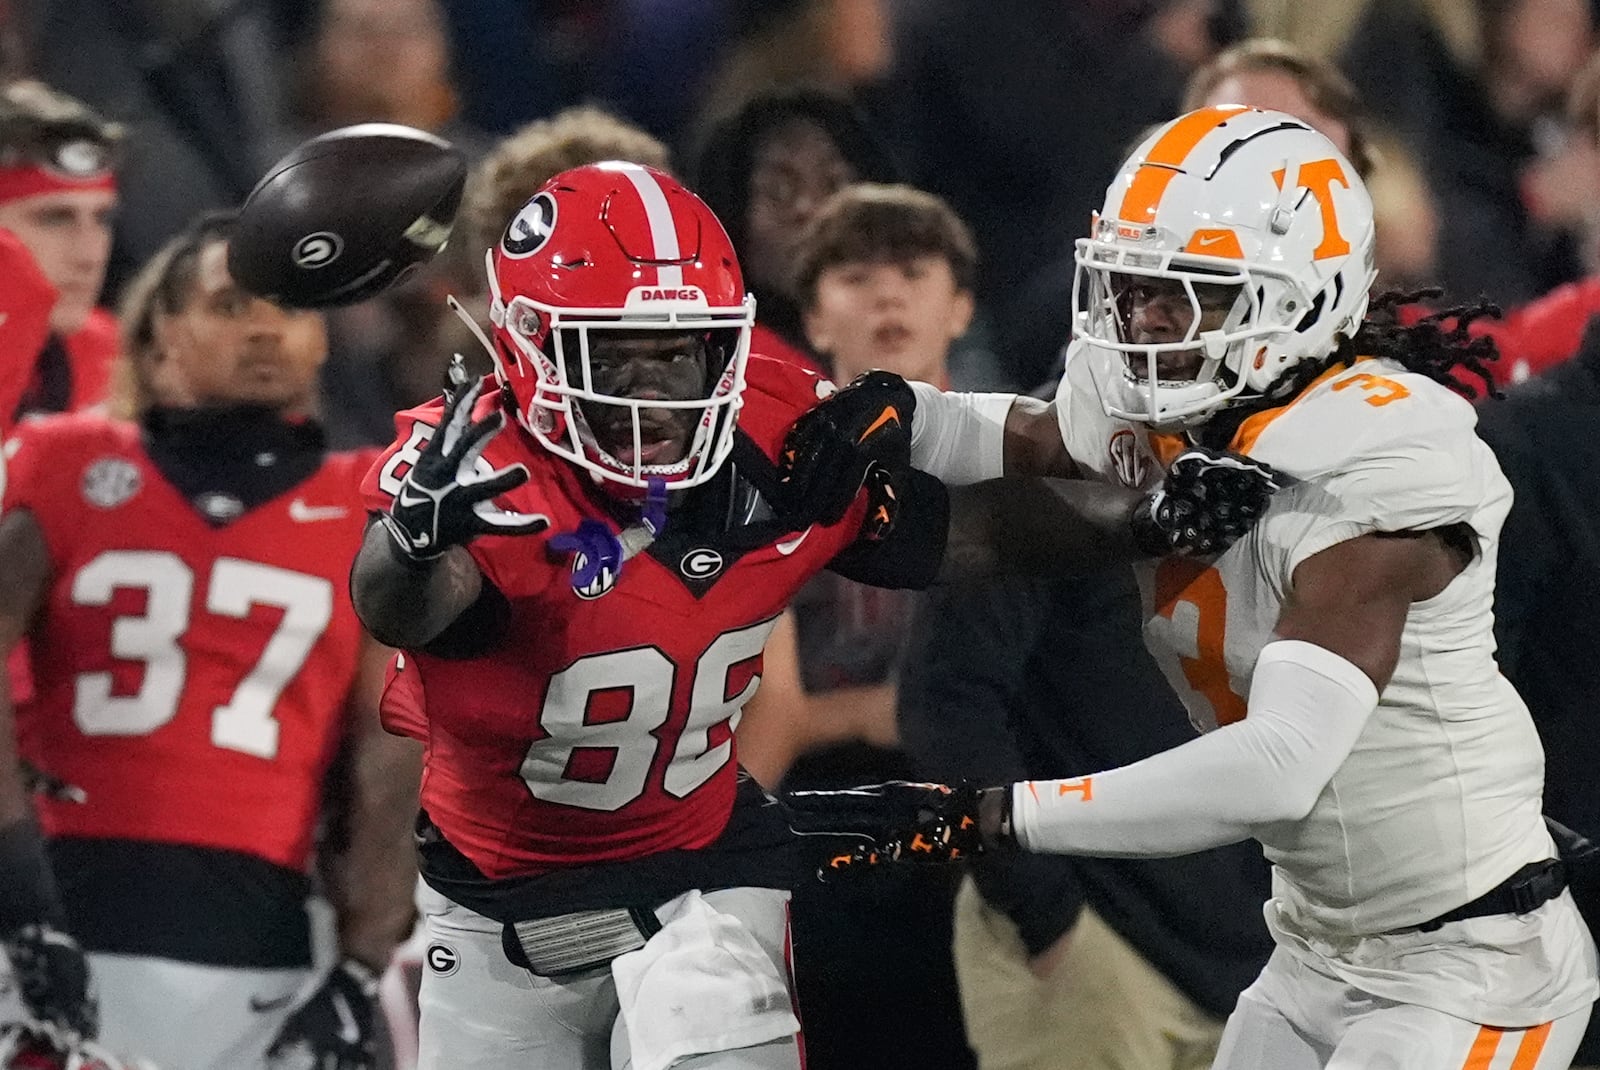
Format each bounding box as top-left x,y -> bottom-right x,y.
502,193 -> 557,259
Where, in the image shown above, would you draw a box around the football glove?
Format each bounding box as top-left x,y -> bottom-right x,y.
265,959 -> 380,1070
1132,447 -> 1282,557
377,375 -> 549,560
2,923 -> 96,1038
776,370 -> 916,538
783,780 -> 985,881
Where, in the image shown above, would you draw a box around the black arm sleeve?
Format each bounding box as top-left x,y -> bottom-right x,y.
897,579 -> 1087,956
827,466 -> 950,590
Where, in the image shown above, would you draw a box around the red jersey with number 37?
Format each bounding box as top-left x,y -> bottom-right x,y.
362,355 -> 870,880
4,413 -> 374,871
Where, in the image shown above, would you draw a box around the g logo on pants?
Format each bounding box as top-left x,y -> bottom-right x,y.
426,943 -> 460,977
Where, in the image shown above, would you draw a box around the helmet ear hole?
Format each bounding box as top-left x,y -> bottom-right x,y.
1295,288 -> 1328,334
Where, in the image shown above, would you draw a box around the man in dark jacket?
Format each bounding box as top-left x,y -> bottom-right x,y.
899,569 -> 1274,1070
1475,319 -> 1600,1066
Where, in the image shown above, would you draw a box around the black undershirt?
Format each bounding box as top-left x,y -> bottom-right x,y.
142,405 -> 326,524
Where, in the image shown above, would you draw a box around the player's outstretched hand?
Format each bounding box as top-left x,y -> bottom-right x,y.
776,370 -> 916,534
783,780 -> 985,881
378,376 -> 549,561
2,922 -> 97,1038
1132,447 -> 1282,558
265,959 -> 380,1070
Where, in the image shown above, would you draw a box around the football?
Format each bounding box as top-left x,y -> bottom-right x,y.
228,123 -> 467,308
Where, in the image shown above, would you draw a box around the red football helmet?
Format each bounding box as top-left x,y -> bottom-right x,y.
482,162 -> 755,492
0,1022 -> 156,1070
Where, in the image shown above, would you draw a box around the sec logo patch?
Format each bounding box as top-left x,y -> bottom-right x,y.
82,457 -> 141,509
426,943 -> 460,976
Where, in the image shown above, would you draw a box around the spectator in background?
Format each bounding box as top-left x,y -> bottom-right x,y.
691,86 -> 898,375
1340,0 -> 1595,305
1472,48 -> 1600,383
32,0 -> 295,295
737,182 -> 983,1070
694,0 -> 892,143
738,183 -> 977,786
879,0 -> 1193,391
0,212 -> 419,1069
0,80 -> 121,419
1474,320 -> 1600,1066
1184,39 -> 1443,300
298,0 -> 485,156
596,0 -> 730,148
318,104 -> 672,450
0,0 -> 38,80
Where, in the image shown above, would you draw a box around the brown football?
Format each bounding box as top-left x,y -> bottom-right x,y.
228,123 -> 466,308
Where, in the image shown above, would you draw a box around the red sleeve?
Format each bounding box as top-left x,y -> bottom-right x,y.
378,652 -> 428,741
2,415 -> 84,567
0,229 -> 56,435
1470,277 -> 1600,384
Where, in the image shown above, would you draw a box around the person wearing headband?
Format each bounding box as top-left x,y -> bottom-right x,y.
0,80 -> 121,421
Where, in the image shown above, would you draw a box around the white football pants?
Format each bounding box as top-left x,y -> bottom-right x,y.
414,883 -> 803,1070
1214,945 -> 1592,1070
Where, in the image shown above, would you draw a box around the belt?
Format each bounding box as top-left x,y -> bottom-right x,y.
1412,858 -> 1567,934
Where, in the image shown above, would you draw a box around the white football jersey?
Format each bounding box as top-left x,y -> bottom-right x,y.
1056,343 -> 1597,1024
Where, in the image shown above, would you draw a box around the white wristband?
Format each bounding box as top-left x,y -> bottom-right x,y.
907,382 -> 1017,485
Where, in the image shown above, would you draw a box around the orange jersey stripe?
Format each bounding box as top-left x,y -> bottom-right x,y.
1117,106 -> 1246,224
1227,359 -> 1365,457
1509,1022 -> 1554,1070
1463,1026 -> 1503,1070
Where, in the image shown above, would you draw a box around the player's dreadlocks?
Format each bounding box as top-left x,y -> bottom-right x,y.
1344,288 -> 1503,399
1199,289 -> 1504,449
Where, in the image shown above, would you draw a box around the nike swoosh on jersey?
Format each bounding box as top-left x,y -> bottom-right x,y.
289,499 -> 350,522
857,405 -> 901,443
775,526 -> 813,555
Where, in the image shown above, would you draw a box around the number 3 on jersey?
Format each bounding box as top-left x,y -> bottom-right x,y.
71,550 -> 333,759
1154,558 -> 1247,727
523,617 -> 779,811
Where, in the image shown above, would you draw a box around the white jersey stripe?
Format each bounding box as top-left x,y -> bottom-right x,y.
617,164 -> 685,289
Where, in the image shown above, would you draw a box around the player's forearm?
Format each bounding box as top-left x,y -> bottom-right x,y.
1003,641 -> 1379,857
937,477 -> 1144,581
350,523 -> 484,648
908,385 -> 1076,482
327,729 -> 422,973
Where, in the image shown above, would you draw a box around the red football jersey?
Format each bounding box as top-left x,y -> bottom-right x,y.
4,413 -> 375,871
363,355 -> 868,880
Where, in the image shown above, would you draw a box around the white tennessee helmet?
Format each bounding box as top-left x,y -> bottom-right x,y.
1073,105 -> 1377,428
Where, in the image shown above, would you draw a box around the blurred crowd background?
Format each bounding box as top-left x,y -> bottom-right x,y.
3,0 -> 1599,1068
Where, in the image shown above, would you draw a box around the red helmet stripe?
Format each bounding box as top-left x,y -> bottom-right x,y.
616,163 -> 685,288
